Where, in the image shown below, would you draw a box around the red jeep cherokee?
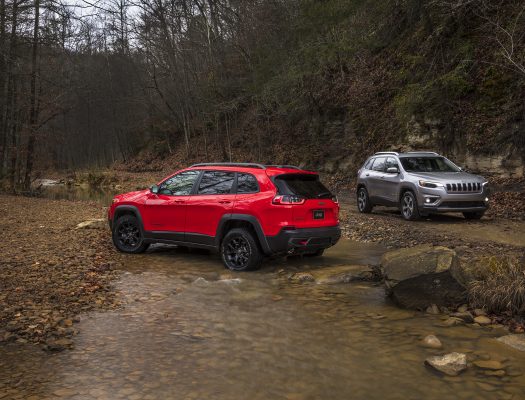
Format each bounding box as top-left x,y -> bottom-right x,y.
108,163 -> 341,271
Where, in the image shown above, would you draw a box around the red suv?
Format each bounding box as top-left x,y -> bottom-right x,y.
108,163 -> 341,271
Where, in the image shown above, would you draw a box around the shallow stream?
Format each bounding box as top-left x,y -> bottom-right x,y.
1,241 -> 524,399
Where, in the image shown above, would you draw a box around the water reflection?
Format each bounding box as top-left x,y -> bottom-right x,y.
38,184 -> 119,205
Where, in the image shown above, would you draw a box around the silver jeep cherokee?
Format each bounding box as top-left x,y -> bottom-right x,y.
356,151 -> 489,220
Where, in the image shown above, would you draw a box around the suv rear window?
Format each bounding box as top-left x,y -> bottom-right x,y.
237,173 -> 259,193
274,174 -> 332,199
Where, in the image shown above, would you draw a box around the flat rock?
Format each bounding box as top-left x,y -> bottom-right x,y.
381,244 -> 459,283
76,219 -> 106,229
474,315 -> 492,325
443,317 -> 464,327
497,334 -> 525,352
450,311 -> 474,323
425,352 -> 467,376
484,370 -> 506,377
473,360 -> 504,370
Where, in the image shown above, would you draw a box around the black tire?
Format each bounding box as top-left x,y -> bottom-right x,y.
304,249 -> 325,257
400,191 -> 420,221
221,228 -> 263,271
112,214 -> 150,253
357,187 -> 373,213
463,211 -> 485,220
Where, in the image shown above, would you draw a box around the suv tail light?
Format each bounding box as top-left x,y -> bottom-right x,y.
272,195 -> 305,205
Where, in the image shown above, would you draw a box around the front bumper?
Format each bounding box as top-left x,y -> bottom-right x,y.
266,225 -> 341,255
417,186 -> 489,213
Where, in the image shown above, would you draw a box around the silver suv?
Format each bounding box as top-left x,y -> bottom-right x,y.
356,152 -> 489,220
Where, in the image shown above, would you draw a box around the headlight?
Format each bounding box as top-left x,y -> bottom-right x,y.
419,180 -> 443,188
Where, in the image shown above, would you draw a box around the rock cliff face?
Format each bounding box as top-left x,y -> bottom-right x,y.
401,116 -> 524,177
298,112 -> 523,178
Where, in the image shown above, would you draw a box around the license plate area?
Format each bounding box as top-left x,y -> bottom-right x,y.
313,210 -> 325,220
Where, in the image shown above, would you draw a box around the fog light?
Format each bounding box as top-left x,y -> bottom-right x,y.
485,197 -> 489,202
425,198 -> 431,203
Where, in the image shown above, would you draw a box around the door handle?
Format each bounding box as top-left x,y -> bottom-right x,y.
219,200 -> 232,204
365,173 -> 370,177
174,200 -> 185,204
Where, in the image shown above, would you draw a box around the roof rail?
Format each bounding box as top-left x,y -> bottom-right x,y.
374,151 -> 399,156
190,162 -> 266,169
265,164 -> 302,170
403,151 -> 439,155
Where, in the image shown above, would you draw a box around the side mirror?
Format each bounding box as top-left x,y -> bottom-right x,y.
457,167 -> 463,171
150,184 -> 159,194
386,167 -> 399,174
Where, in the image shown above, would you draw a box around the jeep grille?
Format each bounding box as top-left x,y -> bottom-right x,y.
445,182 -> 482,193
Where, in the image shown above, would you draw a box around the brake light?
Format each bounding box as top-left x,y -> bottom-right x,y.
272,195 -> 305,205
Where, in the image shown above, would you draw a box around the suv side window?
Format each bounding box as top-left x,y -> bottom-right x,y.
237,173 -> 259,193
363,158 -> 374,170
198,171 -> 235,194
371,157 -> 386,172
159,170 -> 200,195
385,157 -> 399,171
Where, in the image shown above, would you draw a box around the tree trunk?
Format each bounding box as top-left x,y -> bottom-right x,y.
23,0 -> 40,189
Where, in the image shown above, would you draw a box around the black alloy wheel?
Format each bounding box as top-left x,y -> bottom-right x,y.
112,214 -> 150,253
221,228 -> 263,271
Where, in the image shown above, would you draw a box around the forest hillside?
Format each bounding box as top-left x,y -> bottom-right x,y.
1,0 -> 524,190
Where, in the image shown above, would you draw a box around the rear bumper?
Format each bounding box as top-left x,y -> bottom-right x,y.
266,225 -> 341,255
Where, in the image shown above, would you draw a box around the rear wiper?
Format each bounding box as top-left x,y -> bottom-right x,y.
316,192 -> 331,198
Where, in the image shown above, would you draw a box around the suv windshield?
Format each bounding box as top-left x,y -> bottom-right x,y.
274,174 -> 333,199
400,157 -> 460,173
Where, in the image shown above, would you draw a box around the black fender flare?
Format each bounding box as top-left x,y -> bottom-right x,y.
113,205 -> 145,232
215,213 -> 271,254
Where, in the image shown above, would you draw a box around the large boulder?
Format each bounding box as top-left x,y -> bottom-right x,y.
381,245 -> 466,310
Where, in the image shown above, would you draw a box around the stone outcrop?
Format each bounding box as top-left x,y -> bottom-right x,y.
381,245 -> 466,310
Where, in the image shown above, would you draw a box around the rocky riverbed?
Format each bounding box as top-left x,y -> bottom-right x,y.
0,195 -> 120,350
